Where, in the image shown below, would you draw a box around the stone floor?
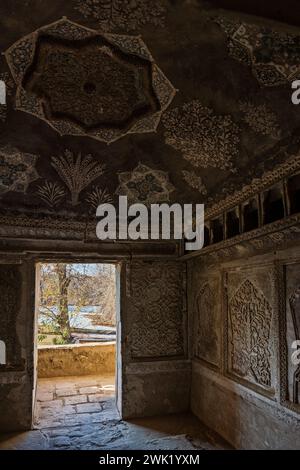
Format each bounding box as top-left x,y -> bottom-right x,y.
0,375 -> 231,450
34,375 -> 116,429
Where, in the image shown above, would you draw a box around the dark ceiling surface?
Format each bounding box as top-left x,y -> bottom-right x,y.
0,0 -> 299,219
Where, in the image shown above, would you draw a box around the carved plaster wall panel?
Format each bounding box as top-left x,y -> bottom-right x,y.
281,262 -> 300,413
0,265 -> 24,371
127,262 -> 185,360
193,276 -> 221,368
5,18 -> 176,144
225,267 -> 276,393
215,17 -> 300,87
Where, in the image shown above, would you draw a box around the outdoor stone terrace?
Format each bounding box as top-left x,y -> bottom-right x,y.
34,374 -> 116,429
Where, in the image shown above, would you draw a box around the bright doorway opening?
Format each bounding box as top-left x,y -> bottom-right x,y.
33,263 -> 118,429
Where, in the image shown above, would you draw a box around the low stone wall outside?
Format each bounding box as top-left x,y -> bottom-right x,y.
38,342 -> 115,378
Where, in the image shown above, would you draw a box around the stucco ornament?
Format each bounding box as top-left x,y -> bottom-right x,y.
182,170 -> 207,195
75,0 -> 166,32
215,17 -> 300,86
116,163 -> 175,205
229,279 -> 272,387
0,72 -> 15,122
163,100 -> 240,171
0,146 -> 39,195
5,18 -> 176,144
239,101 -> 281,139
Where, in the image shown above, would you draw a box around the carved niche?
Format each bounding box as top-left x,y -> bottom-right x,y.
226,269 -> 274,391
5,18 -> 176,144
193,279 -> 221,368
282,263 -> 300,412
128,262 -> 185,360
0,265 -> 23,371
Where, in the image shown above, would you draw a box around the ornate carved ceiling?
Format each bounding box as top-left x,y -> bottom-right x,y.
5,18 -> 176,144
0,0 -> 299,219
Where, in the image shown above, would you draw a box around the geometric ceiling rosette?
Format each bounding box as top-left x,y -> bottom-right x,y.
116,163 -> 175,205
5,18 -> 176,144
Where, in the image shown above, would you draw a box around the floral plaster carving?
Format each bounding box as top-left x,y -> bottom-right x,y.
182,170 -> 207,195
86,187 -> 113,210
116,163 -> 175,205
5,18 -> 176,144
163,101 -> 240,171
128,262 -> 185,359
228,279 -> 272,387
239,101 -> 281,139
75,0 -> 166,32
215,17 -> 300,87
194,282 -> 220,366
0,146 -> 39,195
289,286 -> 300,404
51,150 -> 106,206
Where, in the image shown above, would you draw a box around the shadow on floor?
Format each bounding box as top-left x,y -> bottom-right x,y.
0,375 -> 232,450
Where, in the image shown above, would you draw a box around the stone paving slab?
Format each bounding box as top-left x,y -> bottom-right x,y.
0,375 -> 233,450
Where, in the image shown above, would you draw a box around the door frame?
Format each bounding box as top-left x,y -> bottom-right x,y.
33,256 -> 124,426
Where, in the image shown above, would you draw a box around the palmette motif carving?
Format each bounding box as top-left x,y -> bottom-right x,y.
128,263 -> 185,359
86,187 -> 113,210
228,279 -> 272,387
163,101 -> 240,171
51,150 -> 106,206
36,181 -> 66,208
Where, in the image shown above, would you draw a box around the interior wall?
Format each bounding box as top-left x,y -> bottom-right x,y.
0,253 -> 189,431
0,258 -> 35,432
188,245 -> 300,449
121,260 -> 190,419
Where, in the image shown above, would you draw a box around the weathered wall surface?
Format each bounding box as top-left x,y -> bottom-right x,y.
188,244 -> 300,449
0,259 -> 35,432
121,260 -> 190,419
0,252 -> 188,431
38,343 -> 115,378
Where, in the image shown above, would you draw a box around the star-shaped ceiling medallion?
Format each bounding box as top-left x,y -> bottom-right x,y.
5,18 -> 176,144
